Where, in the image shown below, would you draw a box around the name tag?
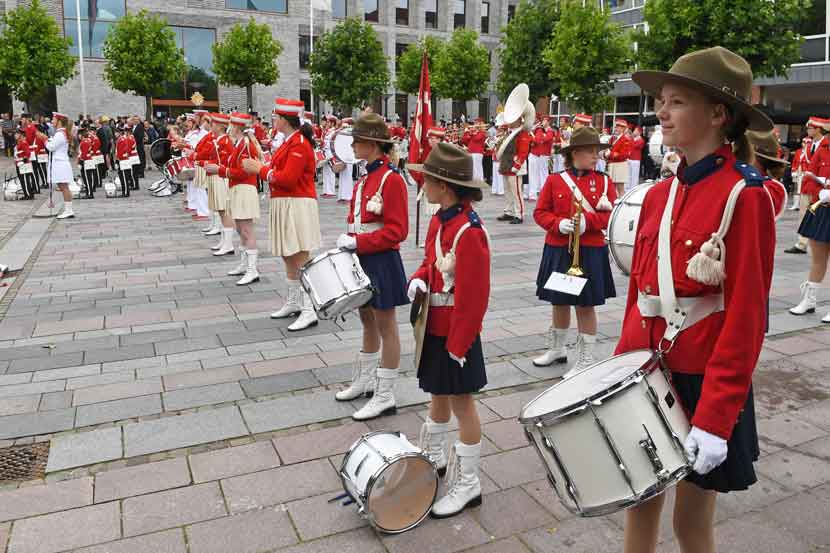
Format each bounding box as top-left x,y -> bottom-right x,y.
544,272 -> 588,296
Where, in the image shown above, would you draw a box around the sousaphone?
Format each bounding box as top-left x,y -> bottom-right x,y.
496,83 -> 536,175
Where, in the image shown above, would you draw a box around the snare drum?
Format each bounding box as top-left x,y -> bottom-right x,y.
299,248 -> 373,320
3,179 -> 23,201
519,350 -> 691,517
607,181 -> 654,275
104,181 -> 117,197
177,157 -> 196,181
340,431 -> 438,534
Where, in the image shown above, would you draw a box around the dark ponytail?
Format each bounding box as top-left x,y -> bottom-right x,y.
723,106 -> 753,164
282,115 -> 316,149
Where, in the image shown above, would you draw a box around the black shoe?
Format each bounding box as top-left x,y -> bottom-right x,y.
497,214 -> 513,222
784,246 -> 807,254
510,217 -> 523,224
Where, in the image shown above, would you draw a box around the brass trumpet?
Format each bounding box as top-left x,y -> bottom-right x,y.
809,194 -> 828,214
567,200 -> 585,277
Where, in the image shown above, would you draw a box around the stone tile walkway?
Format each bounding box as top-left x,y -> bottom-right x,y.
0,176 -> 827,552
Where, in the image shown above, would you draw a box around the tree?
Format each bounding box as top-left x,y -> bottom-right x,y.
496,0 -> 561,101
543,1 -> 633,114
0,0 -> 75,111
432,28 -> 490,103
395,36 -> 445,96
635,0 -> 811,78
102,10 -> 186,120
212,19 -> 283,112
309,17 -> 389,113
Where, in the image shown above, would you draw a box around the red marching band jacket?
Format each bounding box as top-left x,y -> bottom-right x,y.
410,203 -> 491,359
614,146 -> 776,439
258,130 -> 317,199
115,134 -> 137,161
218,135 -> 258,188
791,147 -> 810,173
607,133 -> 634,163
534,169 -> 617,247
530,127 -> 555,156
214,134 -> 235,168
192,131 -> 216,166
33,134 -> 47,157
345,157 -> 409,254
91,134 -> 102,157
629,135 -> 645,161
14,138 -> 30,164
78,137 -> 94,162
499,129 -> 532,176
462,130 -> 487,155
803,136 -> 830,202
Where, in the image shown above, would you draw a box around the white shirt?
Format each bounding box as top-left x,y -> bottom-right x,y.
186,128 -> 208,150
46,128 -> 70,162
270,131 -> 285,154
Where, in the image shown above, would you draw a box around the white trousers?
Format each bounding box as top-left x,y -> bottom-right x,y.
596,158 -> 606,174
491,162 -> 504,195
186,183 -> 194,209
322,163 -> 336,196
627,160 -> 641,191
553,154 -> 565,173
532,154 -> 550,198
193,187 -> 209,216
472,153 -> 484,182
338,164 -> 354,201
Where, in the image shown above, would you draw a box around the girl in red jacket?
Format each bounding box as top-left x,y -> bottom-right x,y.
408,142 -> 490,519
78,128 -> 99,198
618,47 -> 776,553
532,126 -> 616,378
114,127 -> 136,196
13,129 -> 36,200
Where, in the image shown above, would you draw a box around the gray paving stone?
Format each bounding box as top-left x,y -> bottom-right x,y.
102,355 -> 167,374
66,371 -> 135,390
46,427 -> 123,472
72,529 -> 187,553
0,372 -> 32,386
0,345 -> 51,362
276,528 -> 386,553
162,382 -> 245,411
287,492 -> 367,541
240,391 -> 355,434
119,328 -> 186,347
95,457 -> 191,502
122,482 -> 227,537
0,476 -> 93,522
0,408 -> 76,440
238,371 -> 320,398
273,422 -> 370,465
382,511 -> 490,553
7,352 -> 84,374
162,365 -> 248,391
83,344 -> 157,365
0,394 -> 40,417
6,501 -> 120,553
32,364 -> 101,382
73,378 -> 162,406
38,390 -> 73,411
76,394 -> 163,427
123,405 -> 248,458
201,352 -> 264,370
154,336 -> 222,356
186,508 -> 298,553
189,441 -> 281,483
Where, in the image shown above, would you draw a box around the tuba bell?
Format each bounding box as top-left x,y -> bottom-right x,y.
496,83 -> 536,174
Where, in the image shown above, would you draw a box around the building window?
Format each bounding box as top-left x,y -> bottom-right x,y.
157,26 -> 218,103
453,0 -> 466,29
395,42 -> 408,72
63,0 -> 125,58
452,99 -> 466,121
225,0 -> 286,13
396,0 -> 409,25
364,0 -> 379,22
800,0 -> 827,36
478,97 -> 489,120
299,35 -> 318,69
481,1 -> 490,34
332,0 -> 347,18
507,4 -> 515,22
800,36 -> 828,63
395,93 -> 408,123
425,0 -> 438,29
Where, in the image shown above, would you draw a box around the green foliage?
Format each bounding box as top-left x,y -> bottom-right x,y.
432,28 -> 490,102
543,1 -> 633,113
395,35 -> 445,96
103,10 -> 186,118
496,0 -> 561,100
212,18 -> 283,109
309,17 -> 389,112
0,0 -> 75,106
635,0 -> 810,78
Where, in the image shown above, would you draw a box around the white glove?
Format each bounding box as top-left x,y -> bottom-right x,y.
336,234 -> 357,250
407,278 -> 427,302
683,426 -> 728,475
558,219 -> 575,235
449,352 -> 466,367
819,189 -> 830,203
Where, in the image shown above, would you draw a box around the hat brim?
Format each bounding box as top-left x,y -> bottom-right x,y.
560,141 -> 611,155
755,151 -> 789,165
408,164 -> 489,190
632,70 -> 773,132
342,127 -> 395,143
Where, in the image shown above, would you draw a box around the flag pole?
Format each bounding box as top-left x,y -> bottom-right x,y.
309,1 -> 314,116
75,0 -> 88,117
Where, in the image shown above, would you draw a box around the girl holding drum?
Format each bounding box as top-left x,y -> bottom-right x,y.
333,113 -> 409,421
616,47 -> 776,553
408,142 -> 490,518
532,126 -> 616,379
242,98 -> 322,331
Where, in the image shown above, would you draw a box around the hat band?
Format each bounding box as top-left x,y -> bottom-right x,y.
424,162 -> 472,182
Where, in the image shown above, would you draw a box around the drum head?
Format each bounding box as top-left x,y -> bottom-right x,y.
150,139 -> 172,167
520,350 -> 655,424
333,131 -> 356,165
366,455 -> 438,533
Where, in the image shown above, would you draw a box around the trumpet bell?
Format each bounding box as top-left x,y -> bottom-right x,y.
503,83 -> 530,127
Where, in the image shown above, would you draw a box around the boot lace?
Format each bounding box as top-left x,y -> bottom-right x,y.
444,445 -> 461,495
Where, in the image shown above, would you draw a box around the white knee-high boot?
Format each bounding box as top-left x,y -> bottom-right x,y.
790,281 -> 819,315
335,350 -> 379,401
352,368 -> 397,420
431,441 -> 482,518
419,416 -> 449,476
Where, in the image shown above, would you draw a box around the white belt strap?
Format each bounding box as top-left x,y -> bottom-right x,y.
637,293 -> 724,332
429,292 -> 454,307
559,171 -> 596,214
347,222 -> 384,234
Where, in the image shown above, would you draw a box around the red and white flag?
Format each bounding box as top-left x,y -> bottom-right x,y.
408,51 -> 433,188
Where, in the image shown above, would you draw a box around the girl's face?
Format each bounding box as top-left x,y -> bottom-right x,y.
656,82 -> 725,150
351,138 -> 377,161
423,174 -> 448,204
571,146 -> 600,171
428,136 -> 440,148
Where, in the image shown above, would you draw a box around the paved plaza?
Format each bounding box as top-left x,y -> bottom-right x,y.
0,170 -> 828,553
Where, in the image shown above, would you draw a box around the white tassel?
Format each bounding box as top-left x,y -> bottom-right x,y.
686,236 -> 726,286
366,193 -> 383,215
435,253 -> 456,274
596,194 -> 613,211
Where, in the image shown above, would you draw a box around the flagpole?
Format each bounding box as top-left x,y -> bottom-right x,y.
309,1 -> 314,116
75,0 -> 88,117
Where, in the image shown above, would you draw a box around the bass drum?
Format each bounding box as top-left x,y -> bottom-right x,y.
150,139 -> 173,168
607,181 -> 655,275
333,130 -> 356,165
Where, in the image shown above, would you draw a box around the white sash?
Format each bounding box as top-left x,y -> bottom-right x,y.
559,170 -> 604,214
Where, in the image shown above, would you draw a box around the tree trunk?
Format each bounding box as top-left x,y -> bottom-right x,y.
145,95 -> 153,122
246,86 -> 253,113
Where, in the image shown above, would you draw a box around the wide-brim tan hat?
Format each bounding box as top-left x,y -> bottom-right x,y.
746,130 -> 788,165
561,126 -> 612,155
409,142 -> 489,189
633,46 -> 773,132
344,113 -> 395,143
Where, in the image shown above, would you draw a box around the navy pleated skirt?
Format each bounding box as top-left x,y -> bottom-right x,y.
798,207 -> 830,243
358,250 -> 410,310
536,244 -> 617,306
418,334 -> 487,395
672,372 -> 759,493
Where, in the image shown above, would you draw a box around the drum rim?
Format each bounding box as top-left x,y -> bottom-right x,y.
332,130 -> 357,165
317,288 -> 374,320
518,349 -> 660,426
607,182 -> 654,276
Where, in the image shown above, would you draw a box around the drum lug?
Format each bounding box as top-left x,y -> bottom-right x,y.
639,424 -> 670,482
590,406 -> 637,496
524,426 -> 535,444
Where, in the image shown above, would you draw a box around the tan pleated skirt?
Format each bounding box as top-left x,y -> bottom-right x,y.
208,176 -> 229,211
608,161 -> 628,184
193,165 -> 208,189
228,184 -> 260,220
268,197 -> 322,257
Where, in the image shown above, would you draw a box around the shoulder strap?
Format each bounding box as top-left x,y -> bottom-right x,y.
559,170 -> 596,214
377,169 -> 393,196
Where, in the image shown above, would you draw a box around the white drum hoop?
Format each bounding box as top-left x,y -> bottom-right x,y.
339,431 -> 438,534
607,181 -> 654,275
299,248 -> 374,320
4,179 -> 23,200
333,130 -> 356,165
